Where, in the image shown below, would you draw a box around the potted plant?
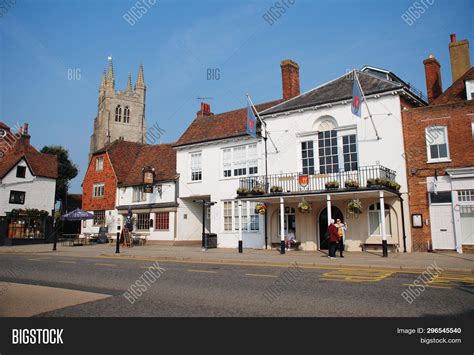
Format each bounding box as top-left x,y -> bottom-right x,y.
367,178 -> 382,188
270,185 -> 283,193
298,199 -> 312,213
345,180 -> 359,189
325,181 -> 340,189
236,187 -> 249,196
255,203 -> 267,215
251,186 -> 265,195
348,199 -> 363,214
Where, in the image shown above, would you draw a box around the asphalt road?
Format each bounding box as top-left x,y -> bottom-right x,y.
0,254 -> 472,317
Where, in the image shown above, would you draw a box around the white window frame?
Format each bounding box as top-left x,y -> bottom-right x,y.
190,151 -> 202,182
466,79 -> 474,101
95,157 -> 104,171
132,186 -> 147,202
136,213 -> 150,230
471,122 -> 474,138
368,203 -> 392,237
222,201 -> 259,232
221,144 -> 258,179
92,183 -> 105,198
426,126 -> 450,163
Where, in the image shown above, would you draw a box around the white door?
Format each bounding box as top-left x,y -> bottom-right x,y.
430,205 -> 455,250
460,208 -> 474,245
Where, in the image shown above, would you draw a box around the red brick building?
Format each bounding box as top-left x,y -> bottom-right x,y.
402,34 -> 474,253
82,140 -> 178,240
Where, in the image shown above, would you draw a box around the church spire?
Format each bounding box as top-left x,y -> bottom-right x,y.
135,64 -> 145,89
106,56 -> 115,90
99,69 -> 106,91
126,72 -> 133,94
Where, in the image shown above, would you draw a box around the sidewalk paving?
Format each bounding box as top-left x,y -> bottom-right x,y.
1,243 -> 473,273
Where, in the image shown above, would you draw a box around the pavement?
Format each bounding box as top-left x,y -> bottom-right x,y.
0,242 -> 473,273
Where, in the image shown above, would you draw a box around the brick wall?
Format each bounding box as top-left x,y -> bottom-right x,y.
82,153 -> 117,211
402,100 -> 474,251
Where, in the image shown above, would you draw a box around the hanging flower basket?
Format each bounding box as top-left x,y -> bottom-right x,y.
348,199 -> 363,214
297,199 -> 312,213
255,203 -> 267,215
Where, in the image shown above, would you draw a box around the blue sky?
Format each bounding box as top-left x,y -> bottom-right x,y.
1,0 -> 473,192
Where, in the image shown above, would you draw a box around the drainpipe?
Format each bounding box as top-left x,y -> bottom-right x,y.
399,194 -> 407,253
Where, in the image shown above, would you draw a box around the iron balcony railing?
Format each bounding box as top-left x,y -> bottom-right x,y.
238,165 -> 397,195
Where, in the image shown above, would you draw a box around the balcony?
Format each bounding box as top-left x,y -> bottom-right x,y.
238,165 -> 398,196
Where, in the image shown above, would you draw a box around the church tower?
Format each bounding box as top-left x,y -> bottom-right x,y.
89,57 -> 147,157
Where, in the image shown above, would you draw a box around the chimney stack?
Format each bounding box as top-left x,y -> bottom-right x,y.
198,102 -> 212,116
281,59 -> 300,100
449,33 -> 471,83
19,122 -> 30,146
423,54 -> 443,103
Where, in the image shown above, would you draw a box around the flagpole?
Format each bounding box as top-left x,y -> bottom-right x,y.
354,70 -> 381,140
246,94 -> 272,249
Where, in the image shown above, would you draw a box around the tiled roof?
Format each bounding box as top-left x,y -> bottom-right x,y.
174,100 -> 284,147
92,140 -> 177,186
431,67 -> 474,105
0,122 -> 58,179
261,71 -> 403,115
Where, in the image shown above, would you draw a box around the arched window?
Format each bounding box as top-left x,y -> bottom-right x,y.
123,106 -> 130,123
115,105 -> 122,122
278,207 -> 296,237
368,203 -> 392,236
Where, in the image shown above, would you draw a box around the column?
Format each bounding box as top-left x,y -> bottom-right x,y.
379,191 -> 388,257
327,194 -> 332,225
238,200 -> 243,253
280,197 -> 285,254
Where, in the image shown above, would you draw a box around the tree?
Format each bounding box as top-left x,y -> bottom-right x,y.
40,146 -> 78,210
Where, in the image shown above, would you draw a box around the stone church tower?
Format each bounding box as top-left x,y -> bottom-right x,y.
89,58 -> 147,157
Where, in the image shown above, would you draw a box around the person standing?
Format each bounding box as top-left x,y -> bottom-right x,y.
335,218 -> 347,258
327,219 -> 339,259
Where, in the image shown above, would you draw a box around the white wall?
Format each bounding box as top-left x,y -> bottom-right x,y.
0,159 -> 56,216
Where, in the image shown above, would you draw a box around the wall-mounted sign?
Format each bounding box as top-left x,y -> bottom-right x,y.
142,166 -> 155,194
412,214 -> 423,228
299,174 -> 309,188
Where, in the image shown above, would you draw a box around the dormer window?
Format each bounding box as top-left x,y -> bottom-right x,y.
115,105 -> 122,122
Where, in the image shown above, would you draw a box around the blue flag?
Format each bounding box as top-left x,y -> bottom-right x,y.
246,101 -> 257,138
351,77 -> 362,118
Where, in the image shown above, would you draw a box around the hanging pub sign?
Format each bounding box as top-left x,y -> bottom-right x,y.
142,166 -> 155,193
299,174 -> 309,189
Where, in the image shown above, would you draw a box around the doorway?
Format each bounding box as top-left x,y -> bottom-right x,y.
318,206 -> 344,250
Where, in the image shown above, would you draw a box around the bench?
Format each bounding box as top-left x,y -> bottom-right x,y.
362,243 -> 398,252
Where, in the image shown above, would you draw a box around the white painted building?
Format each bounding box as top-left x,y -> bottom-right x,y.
0,122 -> 57,243
174,62 -> 427,251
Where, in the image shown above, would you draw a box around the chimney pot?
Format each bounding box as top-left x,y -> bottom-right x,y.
281,59 -> 300,100
450,33 -> 456,43
23,123 -> 29,135
198,102 -> 212,116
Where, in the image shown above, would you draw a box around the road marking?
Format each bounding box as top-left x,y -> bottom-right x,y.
402,283 -> 451,289
57,260 -> 76,264
187,269 -> 217,274
27,258 -> 47,262
245,273 -> 278,278
321,269 -> 394,283
94,263 -> 117,267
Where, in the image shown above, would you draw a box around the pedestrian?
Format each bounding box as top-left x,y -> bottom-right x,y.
327,219 -> 339,259
335,218 -> 347,258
